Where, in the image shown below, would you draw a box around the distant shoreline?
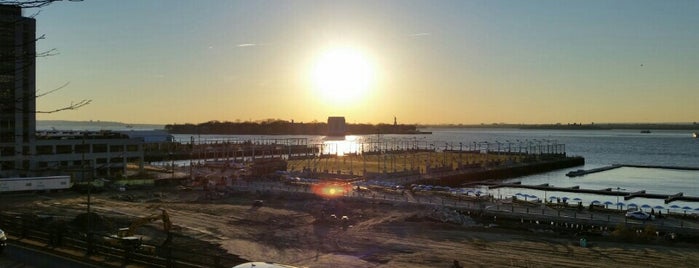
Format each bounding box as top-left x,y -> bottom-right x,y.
420,123 -> 699,131
37,120 -> 698,132
164,121 -> 429,135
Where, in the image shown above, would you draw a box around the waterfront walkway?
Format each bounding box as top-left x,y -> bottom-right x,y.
485,181 -> 699,203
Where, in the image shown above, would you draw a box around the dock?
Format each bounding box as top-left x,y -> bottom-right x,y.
489,183 -> 627,196
486,182 -> 699,203
565,164 -> 699,177
565,165 -> 621,177
474,164 -> 699,204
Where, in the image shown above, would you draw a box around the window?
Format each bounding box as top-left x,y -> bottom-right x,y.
56,145 -> 72,154
36,145 -> 53,155
93,144 -> 107,153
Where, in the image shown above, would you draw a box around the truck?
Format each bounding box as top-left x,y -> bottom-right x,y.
0,176 -> 71,192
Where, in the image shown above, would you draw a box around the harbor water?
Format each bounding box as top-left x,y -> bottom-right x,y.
424,128 -> 699,213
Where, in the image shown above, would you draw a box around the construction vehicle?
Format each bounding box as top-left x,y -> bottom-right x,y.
106,209 -> 172,253
0,228 -> 6,254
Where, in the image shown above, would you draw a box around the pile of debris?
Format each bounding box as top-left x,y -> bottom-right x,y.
425,207 -> 477,226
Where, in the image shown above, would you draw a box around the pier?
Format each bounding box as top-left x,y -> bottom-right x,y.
146,136 -> 579,180
566,164 -> 699,177
414,156 -> 585,187
486,182 -> 699,203
565,165 -> 622,177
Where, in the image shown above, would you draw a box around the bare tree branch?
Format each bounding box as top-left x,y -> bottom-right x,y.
33,99 -> 91,113
1,80 -> 92,114
0,0 -> 83,8
34,81 -> 92,114
35,81 -> 69,98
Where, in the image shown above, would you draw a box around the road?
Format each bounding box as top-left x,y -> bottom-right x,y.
235,179 -> 699,232
0,243 -> 100,268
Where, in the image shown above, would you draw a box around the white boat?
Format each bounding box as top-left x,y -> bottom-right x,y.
693,132 -> 698,138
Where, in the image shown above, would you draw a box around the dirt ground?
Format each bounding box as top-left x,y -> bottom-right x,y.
3,180 -> 699,268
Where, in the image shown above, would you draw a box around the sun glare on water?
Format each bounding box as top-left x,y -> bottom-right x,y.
310,46 -> 376,104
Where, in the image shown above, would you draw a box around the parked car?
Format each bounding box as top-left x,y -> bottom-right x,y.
0,228 -> 7,254
625,211 -> 655,221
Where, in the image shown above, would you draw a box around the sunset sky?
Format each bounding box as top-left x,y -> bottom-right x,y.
34,0 -> 699,125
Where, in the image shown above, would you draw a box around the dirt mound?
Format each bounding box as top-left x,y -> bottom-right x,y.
4,186 -> 699,268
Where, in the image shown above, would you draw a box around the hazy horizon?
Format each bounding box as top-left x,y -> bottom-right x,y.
36,119 -> 699,127
32,1 -> 699,125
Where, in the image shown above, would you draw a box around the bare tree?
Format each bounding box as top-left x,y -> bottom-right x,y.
1,0 -> 90,114
1,0 -> 82,8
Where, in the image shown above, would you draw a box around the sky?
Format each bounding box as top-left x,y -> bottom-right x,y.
31,0 -> 699,125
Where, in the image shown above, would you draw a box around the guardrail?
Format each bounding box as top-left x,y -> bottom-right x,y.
0,213 -> 246,268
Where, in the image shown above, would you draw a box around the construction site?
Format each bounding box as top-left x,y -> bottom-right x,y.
2,142 -> 699,267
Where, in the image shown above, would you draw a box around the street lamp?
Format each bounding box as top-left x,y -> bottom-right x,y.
459,142 -> 463,169
443,142 -> 447,167
81,132 -> 95,255
615,187 -> 626,204
169,152 -> 174,179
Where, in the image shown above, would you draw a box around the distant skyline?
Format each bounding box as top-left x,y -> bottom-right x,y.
32,0 -> 699,125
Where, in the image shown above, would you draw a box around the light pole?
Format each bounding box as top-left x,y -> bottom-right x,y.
189,136 -> 194,179
443,142 -> 447,167
428,143 -> 434,171
615,187 -> 626,208
169,152 -> 174,179
459,142 -> 463,169
82,132 -> 94,255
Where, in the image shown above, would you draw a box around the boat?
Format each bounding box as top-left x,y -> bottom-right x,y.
640,130 -> 651,134
233,262 -> 298,268
693,132 -> 698,138
566,169 -> 586,177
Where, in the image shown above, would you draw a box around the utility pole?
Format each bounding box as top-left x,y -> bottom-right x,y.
190,136 -> 194,179
83,132 -> 94,255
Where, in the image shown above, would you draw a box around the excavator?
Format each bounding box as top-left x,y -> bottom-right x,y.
106,209 -> 173,254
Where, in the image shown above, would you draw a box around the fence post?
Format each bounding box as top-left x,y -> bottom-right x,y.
166,246 -> 174,268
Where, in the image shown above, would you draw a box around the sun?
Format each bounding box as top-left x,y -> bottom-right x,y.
310,46 -> 375,104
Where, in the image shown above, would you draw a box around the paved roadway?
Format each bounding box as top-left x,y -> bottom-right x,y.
0,243 -> 100,268
234,179 -> 699,232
